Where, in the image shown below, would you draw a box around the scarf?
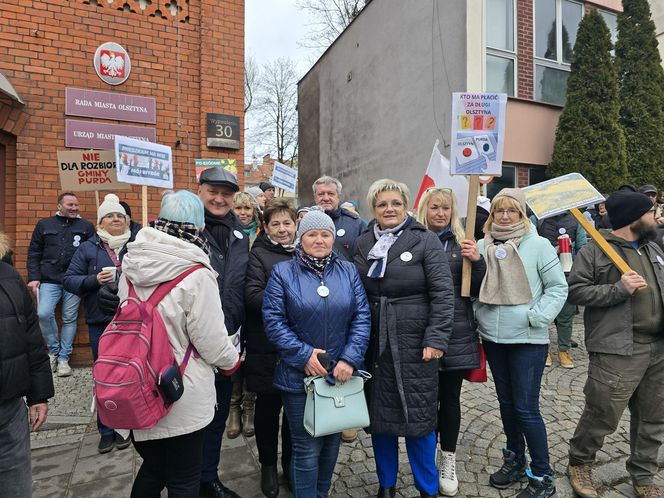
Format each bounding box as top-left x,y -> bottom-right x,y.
204,209 -> 233,254
96,228 -> 131,254
479,221 -> 533,305
267,234 -> 296,253
367,216 -> 410,279
241,219 -> 258,237
153,218 -> 210,256
295,244 -> 332,280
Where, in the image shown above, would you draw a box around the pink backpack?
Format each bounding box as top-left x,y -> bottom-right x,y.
93,265 -> 204,430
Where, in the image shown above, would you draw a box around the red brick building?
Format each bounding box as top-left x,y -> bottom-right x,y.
0,0 -> 245,362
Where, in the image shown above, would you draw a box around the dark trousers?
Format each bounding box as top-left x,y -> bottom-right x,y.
282,392 -> 341,498
255,392 -> 292,470
89,323 -> 114,437
200,373 -> 233,483
0,399 -> 31,498
483,341 -> 552,477
569,340 -> 664,485
437,370 -> 466,452
131,429 -> 204,498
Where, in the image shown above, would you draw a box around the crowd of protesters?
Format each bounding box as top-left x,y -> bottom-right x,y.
2,173 -> 664,498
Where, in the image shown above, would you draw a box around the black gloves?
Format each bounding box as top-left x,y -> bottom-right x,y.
98,281 -> 120,315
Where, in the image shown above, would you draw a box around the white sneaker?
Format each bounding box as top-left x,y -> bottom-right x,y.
57,360 -> 72,377
48,354 -> 57,373
439,450 -> 459,496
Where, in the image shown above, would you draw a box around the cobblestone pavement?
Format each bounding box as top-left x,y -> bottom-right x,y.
31,314 -> 664,497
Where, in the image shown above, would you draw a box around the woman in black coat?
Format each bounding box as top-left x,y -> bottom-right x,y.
415,188 -> 486,496
244,199 -> 297,498
353,179 -> 454,498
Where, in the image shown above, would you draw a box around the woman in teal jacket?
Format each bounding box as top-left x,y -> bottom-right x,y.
474,188 -> 567,498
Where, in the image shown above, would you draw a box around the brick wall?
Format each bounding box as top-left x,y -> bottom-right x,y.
516,0 -> 534,99
517,165 -> 530,188
0,0 -> 244,363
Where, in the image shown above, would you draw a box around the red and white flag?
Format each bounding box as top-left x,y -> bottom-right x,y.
413,140 -> 469,214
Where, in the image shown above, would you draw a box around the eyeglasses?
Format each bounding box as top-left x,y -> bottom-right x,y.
494,208 -> 520,217
375,200 -> 405,210
425,187 -> 452,194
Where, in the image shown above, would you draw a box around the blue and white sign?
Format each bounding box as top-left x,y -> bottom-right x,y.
271,161 -> 297,193
114,135 -> 173,188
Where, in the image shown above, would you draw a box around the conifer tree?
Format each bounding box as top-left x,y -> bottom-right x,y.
548,9 -> 627,192
615,0 -> 664,187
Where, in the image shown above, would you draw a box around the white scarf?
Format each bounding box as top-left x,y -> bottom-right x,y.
97,228 -> 131,254
367,216 -> 410,279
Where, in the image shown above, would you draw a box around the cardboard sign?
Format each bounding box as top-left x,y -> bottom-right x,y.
522,173 -> 605,220
114,136 -> 173,188
194,158 -> 237,181
451,92 -> 507,176
57,150 -> 130,191
271,161 -> 297,193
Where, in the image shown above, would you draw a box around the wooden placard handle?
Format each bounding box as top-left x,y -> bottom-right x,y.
142,185 -> 148,227
461,176 -> 480,297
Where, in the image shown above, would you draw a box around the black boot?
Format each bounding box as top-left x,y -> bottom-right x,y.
489,448 -> 527,489
376,486 -> 396,498
260,465 -> 279,498
199,478 -> 241,498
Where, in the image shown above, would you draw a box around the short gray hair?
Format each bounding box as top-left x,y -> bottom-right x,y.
312,176 -> 342,195
366,179 -> 410,210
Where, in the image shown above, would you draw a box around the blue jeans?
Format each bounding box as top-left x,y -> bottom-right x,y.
88,323 -> 114,437
372,432 -> 438,495
483,341 -> 553,477
200,373 -> 233,483
37,283 -> 80,362
282,392 -> 342,498
0,399 -> 31,498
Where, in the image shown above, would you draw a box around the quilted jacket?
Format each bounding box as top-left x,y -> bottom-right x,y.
262,253 -> 371,393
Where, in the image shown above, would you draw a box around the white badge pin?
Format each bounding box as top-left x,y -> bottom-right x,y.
559,228 -> 566,235
337,228 -> 346,237
400,251 -> 413,262
233,230 -> 244,240
317,285 -> 330,298
495,247 -> 507,260
73,241 -> 80,247
74,235 -> 81,241
658,255 -> 664,266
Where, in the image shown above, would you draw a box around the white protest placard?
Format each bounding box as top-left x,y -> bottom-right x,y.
114,135 -> 173,188
271,161 -> 297,193
450,92 -> 507,176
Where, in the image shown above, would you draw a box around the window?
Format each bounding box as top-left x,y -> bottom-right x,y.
486,0 -> 516,96
528,166 -> 547,185
534,0 -> 583,105
599,10 -> 618,48
487,165 -> 516,199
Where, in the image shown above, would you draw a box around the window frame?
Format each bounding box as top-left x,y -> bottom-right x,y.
533,0 -> 584,105
485,0 -> 518,97
487,164 -> 517,199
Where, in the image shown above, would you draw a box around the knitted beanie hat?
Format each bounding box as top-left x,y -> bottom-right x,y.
97,193 -> 126,223
605,191 -> 653,229
245,186 -> 264,200
492,188 -> 527,214
296,208 -> 336,240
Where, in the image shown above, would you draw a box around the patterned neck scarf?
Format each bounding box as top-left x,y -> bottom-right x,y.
153,218 -> 210,256
267,234 -> 296,253
367,215 -> 410,279
295,244 -> 332,280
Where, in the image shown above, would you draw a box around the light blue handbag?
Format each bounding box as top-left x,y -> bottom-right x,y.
303,370 -> 372,437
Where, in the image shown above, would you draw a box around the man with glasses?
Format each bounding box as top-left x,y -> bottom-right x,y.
566,190 -> 664,498
27,192 -> 95,376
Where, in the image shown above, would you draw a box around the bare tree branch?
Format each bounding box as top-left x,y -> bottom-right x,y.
244,55 -> 259,113
297,0 -> 368,49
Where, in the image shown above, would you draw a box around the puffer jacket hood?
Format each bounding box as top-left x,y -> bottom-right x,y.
122,227 -> 215,287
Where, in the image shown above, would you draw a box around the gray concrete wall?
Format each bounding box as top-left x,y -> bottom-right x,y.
298,0 -> 468,217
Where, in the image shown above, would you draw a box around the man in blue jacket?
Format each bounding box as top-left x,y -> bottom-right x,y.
26,192 -> 95,377
198,168 -> 249,498
313,176 -> 367,262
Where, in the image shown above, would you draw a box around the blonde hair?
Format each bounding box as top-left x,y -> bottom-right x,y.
367,179 -> 410,210
233,192 -> 261,225
415,189 -> 465,245
483,196 -> 530,235
0,232 -> 11,262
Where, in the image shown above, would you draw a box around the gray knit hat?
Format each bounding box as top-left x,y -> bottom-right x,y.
296,209 -> 336,240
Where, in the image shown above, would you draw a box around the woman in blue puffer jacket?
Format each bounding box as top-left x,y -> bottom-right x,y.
263,209 -> 371,498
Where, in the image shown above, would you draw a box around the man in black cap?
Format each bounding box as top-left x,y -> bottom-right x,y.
197,167 -> 249,498
259,182 -> 276,203
566,190 -> 664,498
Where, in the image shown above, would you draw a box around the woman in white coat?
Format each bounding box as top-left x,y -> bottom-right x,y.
118,190 -> 240,498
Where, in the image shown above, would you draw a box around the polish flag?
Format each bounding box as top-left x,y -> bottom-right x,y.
414,140 -> 469,214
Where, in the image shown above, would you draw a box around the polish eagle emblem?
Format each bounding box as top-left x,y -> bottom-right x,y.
100,50 -> 125,78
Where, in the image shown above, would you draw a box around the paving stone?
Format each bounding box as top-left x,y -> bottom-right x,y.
69,445 -> 135,485
68,473 -> 133,497
32,473 -> 70,498
31,442 -> 79,480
